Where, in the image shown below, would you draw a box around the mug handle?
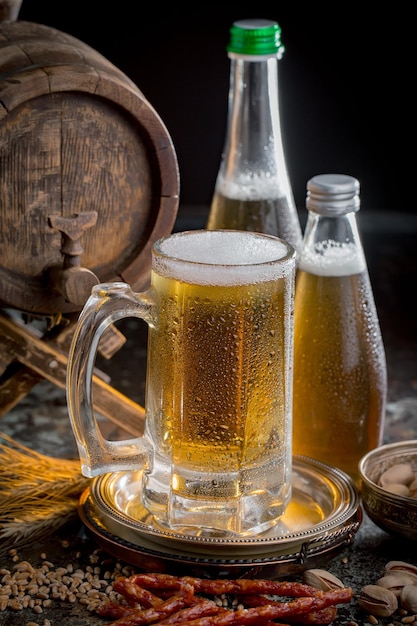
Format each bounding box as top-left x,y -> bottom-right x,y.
66,282 -> 155,477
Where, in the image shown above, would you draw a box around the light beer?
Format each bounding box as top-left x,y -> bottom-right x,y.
292,248 -> 386,483
207,190 -> 301,247
145,230 -> 295,531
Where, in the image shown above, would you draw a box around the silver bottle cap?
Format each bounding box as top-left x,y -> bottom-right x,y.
306,174 -> 360,215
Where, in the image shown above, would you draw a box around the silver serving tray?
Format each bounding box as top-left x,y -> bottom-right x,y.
85,455 -> 360,559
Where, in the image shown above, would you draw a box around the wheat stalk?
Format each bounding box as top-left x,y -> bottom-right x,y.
0,432 -> 90,554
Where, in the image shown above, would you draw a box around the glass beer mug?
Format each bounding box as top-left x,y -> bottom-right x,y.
67,229 -> 296,537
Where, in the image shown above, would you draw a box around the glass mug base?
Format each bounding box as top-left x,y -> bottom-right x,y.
142,458 -> 291,538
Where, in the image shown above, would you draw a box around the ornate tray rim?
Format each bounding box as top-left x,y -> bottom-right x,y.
79,489 -> 362,578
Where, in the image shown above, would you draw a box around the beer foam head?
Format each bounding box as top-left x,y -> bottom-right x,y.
217,175 -> 283,199
153,230 -> 295,284
299,240 -> 366,276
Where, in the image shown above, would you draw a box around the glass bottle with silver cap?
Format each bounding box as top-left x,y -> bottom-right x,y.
292,173 -> 387,483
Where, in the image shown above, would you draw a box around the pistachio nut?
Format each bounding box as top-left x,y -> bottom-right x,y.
384,560 -> 417,583
409,477 -> 417,497
400,585 -> 417,613
379,463 -> 414,488
376,573 -> 417,597
358,584 -> 398,617
302,568 -> 344,591
382,483 -> 410,496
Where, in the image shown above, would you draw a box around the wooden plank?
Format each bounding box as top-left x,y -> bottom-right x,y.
0,360 -> 44,415
0,314 -> 145,436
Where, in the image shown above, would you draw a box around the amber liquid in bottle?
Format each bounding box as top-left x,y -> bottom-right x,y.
292,265 -> 386,483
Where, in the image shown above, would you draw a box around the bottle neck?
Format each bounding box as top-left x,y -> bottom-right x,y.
299,210 -> 367,276
221,55 -> 288,182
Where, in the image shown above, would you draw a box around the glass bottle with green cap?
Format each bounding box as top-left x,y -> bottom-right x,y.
206,18 -> 302,254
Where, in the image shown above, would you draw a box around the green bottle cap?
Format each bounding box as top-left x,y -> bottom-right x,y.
227,18 -> 285,56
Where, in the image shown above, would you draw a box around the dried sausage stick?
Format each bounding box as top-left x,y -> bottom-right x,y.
141,588 -> 354,626
97,593 -> 214,622
150,599 -> 228,625
129,573 -> 193,592
241,595 -> 338,625
96,601 -> 137,620
130,573 -> 321,598
113,577 -> 164,608
292,606 -> 338,625
107,580 -> 196,626
188,578 -> 321,597
188,577 -> 318,598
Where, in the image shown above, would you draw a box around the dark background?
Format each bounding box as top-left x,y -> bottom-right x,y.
16,2 -> 413,216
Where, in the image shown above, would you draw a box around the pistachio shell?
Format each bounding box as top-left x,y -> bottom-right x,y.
379,463 -> 414,487
409,477 -> 417,491
358,584 -> 398,617
384,561 -> 417,583
400,585 -> 417,613
409,477 -> 417,498
302,568 -> 344,591
376,573 -> 417,596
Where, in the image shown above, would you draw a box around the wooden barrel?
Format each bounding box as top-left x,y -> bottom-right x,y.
0,20 -> 179,315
